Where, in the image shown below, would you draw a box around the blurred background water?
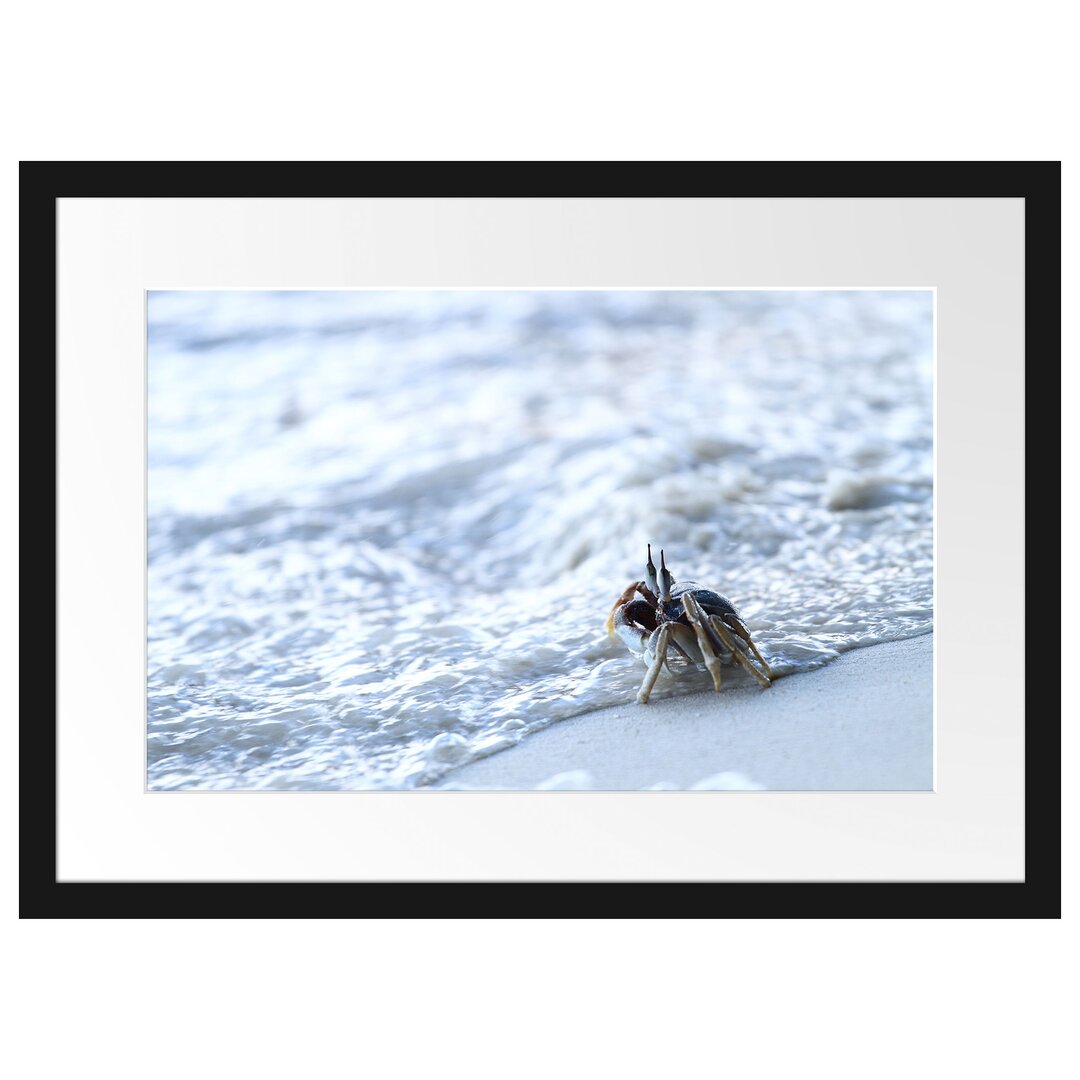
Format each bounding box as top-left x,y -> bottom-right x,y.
147,290 -> 933,790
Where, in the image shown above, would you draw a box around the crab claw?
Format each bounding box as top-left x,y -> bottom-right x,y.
605,581 -> 642,637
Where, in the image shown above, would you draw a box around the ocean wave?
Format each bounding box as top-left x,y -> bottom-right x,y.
147,290 -> 933,790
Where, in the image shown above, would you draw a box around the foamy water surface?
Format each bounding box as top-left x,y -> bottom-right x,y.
148,290 -> 933,789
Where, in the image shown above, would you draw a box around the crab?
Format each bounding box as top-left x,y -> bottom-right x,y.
605,545 -> 774,704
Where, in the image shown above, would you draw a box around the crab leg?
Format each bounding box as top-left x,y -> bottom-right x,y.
723,616 -> 774,681
669,623 -> 704,663
680,593 -> 724,693
662,624 -> 698,673
708,615 -> 771,688
635,582 -> 659,608
667,634 -> 694,663
637,624 -> 671,704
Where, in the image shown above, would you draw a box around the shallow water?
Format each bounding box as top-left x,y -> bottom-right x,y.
147,290 -> 933,790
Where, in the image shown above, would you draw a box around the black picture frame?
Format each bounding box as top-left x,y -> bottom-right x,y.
20,161 -> 1060,918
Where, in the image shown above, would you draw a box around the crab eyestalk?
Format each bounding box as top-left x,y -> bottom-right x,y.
644,543 -> 659,598
658,548 -> 674,602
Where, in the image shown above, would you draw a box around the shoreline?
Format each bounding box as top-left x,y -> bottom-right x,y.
439,635 -> 933,791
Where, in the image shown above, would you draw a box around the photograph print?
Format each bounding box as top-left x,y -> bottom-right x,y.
147,289 -> 933,792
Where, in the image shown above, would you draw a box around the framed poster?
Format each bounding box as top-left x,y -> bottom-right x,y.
21,161 -> 1059,917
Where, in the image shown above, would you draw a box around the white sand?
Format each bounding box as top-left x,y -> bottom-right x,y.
440,635 -> 933,790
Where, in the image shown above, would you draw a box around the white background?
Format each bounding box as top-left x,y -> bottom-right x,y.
3,3 -> 1074,1079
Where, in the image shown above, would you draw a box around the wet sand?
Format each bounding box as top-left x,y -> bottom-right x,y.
440,635 -> 933,791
